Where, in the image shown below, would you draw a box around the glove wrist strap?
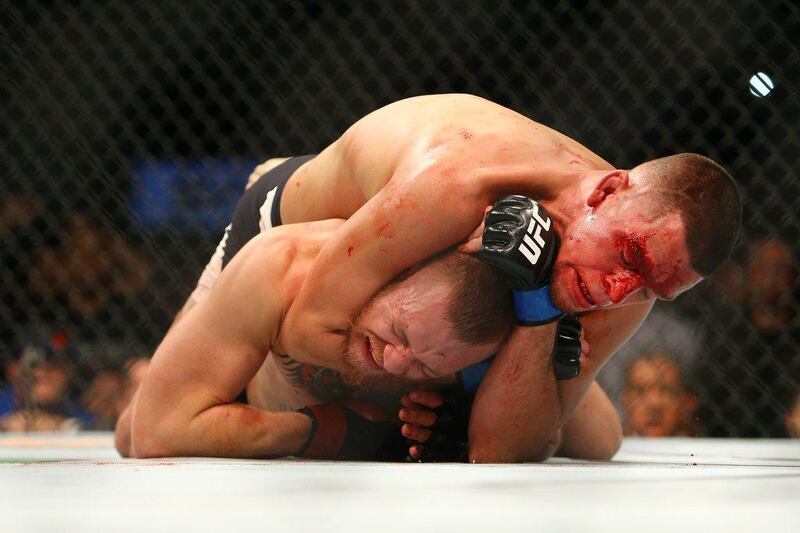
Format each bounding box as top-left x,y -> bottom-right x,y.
513,285 -> 563,325
296,405 -> 346,458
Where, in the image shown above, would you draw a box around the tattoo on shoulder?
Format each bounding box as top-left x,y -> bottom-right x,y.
274,353 -> 352,401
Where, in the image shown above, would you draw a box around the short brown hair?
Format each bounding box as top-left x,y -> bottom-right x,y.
636,153 -> 742,277
438,252 -> 514,346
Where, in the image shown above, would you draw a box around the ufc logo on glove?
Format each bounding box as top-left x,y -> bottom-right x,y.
479,195 -> 562,325
519,203 -> 552,267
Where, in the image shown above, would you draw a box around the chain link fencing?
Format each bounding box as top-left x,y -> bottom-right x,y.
1,0 -> 798,437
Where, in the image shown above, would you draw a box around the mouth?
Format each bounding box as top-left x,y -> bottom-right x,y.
362,334 -> 382,370
573,269 -> 597,309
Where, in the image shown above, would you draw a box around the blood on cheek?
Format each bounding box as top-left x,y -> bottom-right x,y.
606,233 -> 652,303
605,271 -> 644,303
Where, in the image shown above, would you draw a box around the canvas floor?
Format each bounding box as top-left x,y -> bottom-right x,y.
1,433 -> 798,533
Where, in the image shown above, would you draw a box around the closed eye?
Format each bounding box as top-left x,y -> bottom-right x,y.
391,323 -> 408,348
418,362 -> 439,378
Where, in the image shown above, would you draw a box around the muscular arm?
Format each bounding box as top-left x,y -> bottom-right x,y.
278,95 -> 630,462
284,155 -> 489,358
468,302 -> 650,462
129,233 -> 312,459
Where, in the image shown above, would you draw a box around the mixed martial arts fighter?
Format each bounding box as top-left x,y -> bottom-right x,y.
124,94 -> 742,462
117,215 -> 612,460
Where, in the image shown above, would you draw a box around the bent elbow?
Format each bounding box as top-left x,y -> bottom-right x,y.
467,439 -> 534,464
593,414 -> 624,461
130,430 -> 174,459
130,415 -> 180,459
599,425 -> 623,461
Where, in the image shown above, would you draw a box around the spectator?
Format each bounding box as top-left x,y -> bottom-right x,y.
28,213 -> 156,340
0,190 -> 58,353
81,368 -> 126,430
0,337 -> 93,431
697,236 -> 800,437
597,303 -> 701,410
621,353 -> 699,437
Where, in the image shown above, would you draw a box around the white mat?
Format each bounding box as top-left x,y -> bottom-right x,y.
1,433 -> 798,533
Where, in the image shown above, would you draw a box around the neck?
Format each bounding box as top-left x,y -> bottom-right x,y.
540,169 -> 603,238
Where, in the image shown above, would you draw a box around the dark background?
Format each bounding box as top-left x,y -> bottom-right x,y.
1,0 -> 798,436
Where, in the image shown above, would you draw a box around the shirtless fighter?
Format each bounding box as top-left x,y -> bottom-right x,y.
119,218 -> 615,460
131,94 -> 742,462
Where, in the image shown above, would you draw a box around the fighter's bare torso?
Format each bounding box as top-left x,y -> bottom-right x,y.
242,221 -> 396,413
279,94 -> 614,226
244,95 -> 616,417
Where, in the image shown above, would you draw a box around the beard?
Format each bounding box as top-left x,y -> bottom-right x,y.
548,264 -> 573,312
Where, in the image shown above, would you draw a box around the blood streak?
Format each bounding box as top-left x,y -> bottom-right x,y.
606,270 -> 643,304
617,231 -> 691,299
347,246 -> 354,257
377,222 -> 392,238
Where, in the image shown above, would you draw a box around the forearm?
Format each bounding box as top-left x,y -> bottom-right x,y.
284,168 -> 486,356
551,304 -> 652,428
468,325 -> 562,463
132,401 -> 312,459
467,304 -> 648,462
556,381 -> 622,460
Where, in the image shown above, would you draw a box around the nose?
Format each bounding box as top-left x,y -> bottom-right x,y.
382,343 -> 414,374
603,271 -> 644,304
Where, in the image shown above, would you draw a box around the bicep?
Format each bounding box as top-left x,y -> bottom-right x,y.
296,169 -> 487,325
139,237 -> 281,416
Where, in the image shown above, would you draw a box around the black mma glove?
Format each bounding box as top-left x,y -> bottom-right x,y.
296,403 -> 408,461
479,195 -> 563,325
553,314 -> 582,380
415,385 -> 474,463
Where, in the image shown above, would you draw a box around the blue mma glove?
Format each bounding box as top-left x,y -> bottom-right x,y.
479,195 -> 563,325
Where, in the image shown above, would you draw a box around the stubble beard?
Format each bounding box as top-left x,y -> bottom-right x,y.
548,264 -> 574,313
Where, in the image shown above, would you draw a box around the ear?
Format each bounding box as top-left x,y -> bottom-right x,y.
586,170 -> 630,208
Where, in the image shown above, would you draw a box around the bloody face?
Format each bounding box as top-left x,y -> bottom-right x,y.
338,264 -> 500,391
550,193 -> 702,313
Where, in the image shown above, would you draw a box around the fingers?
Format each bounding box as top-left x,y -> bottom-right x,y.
399,407 -> 437,428
401,390 -> 444,409
457,235 -> 483,254
579,329 -> 590,362
408,444 -> 423,460
457,205 -> 492,254
401,423 -> 433,443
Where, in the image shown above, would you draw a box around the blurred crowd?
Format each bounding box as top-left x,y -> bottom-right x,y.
599,235 -> 800,439
0,190 -> 155,431
1,188 -> 798,440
